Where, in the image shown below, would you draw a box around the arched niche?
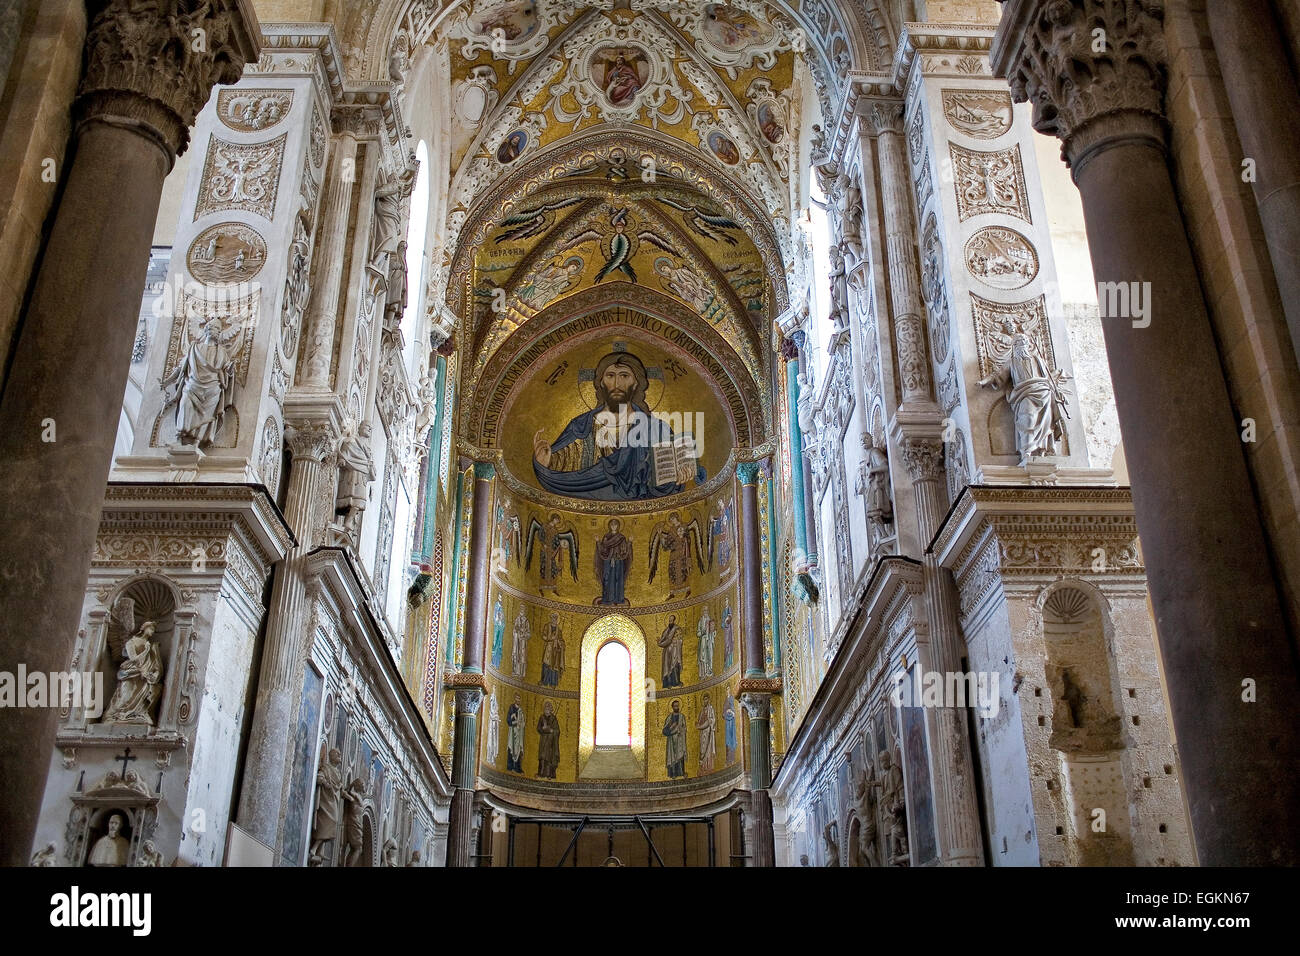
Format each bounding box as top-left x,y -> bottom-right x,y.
1040,582 -> 1133,866
578,614 -> 647,779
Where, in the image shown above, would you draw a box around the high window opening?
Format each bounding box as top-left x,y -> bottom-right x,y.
594,640 -> 632,747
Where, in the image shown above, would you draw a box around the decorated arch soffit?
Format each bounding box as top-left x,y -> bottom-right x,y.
342,1 -> 896,141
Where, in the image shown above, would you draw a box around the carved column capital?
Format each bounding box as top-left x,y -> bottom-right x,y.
992,0 -> 1168,170
869,100 -> 906,136
738,691 -> 771,720
284,421 -> 338,463
77,0 -> 260,161
899,437 -> 945,483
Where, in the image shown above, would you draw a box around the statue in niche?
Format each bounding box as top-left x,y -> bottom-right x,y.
335,422 -> 376,540
87,813 -> 130,867
309,747 -> 344,865
524,512 -> 579,596
978,316 -> 1072,467
657,615 -> 684,688
836,172 -> 864,259
663,698 -> 688,778
540,613 -> 565,687
880,747 -> 909,865
823,823 -> 840,867
406,850 -> 421,866
382,838 -> 399,866
103,621 -> 163,725
382,241 -> 409,335
532,351 -> 703,501
414,365 -> 439,443
593,518 -> 632,607
506,693 -> 525,773
341,777 -> 366,866
511,607 -> 530,679
852,757 -> 881,867
536,700 -> 561,779
161,315 -> 238,448
1061,668 -> 1087,728
827,244 -> 850,333
696,605 -> 716,679
370,165 -> 416,261
648,512 -> 706,600
485,691 -> 501,767
696,695 -> 717,774
861,434 -> 893,526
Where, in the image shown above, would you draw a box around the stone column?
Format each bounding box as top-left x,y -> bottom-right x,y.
302,130 -> 358,388
444,460 -> 494,866
994,0 -> 1300,866
236,410 -> 338,853
737,461 -> 767,678
899,437 -> 985,867
445,683 -> 483,867
1205,0 -> 1300,363
870,101 -> 933,410
0,0 -> 257,866
740,690 -> 775,867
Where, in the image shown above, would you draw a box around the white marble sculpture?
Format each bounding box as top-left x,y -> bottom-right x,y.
103,621 -> 163,725
161,315 -> 239,447
979,317 -> 1072,467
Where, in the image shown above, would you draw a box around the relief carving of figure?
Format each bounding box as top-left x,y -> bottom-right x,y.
103,621 -> 163,725
382,241 -> 409,334
880,747 -> 909,865
836,172 -> 864,259
161,316 -> 239,447
853,757 -> 881,867
978,316 -> 1072,467
308,747 -> 344,865
823,823 -> 840,867
371,165 -> 416,260
340,777 -> 366,866
862,434 -> 893,526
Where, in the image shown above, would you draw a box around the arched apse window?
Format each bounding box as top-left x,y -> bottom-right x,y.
594,640 -> 632,746
401,139 -> 430,368
578,615 -> 646,779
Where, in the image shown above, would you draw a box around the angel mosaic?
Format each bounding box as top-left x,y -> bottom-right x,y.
524,512 -> 579,596
648,511 -> 707,600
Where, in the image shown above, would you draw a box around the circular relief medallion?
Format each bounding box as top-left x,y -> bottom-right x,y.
963,226 -> 1039,290
186,223 -> 267,284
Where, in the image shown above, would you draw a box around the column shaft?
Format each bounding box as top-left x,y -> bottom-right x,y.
302,132 -> 358,388
738,465 -> 765,678
237,424 -> 334,853
1073,135 -> 1300,864
1206,0 -> 1300,363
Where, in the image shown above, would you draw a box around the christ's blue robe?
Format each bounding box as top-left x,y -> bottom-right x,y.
533,405 -> 705,501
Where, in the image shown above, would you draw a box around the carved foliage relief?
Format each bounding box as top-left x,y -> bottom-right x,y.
950,143 -> 1030,223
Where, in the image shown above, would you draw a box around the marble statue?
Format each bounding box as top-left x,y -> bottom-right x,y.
853,758 -> 881,867
87,813 -> 129,866
406,850 -> 421,866
827,243 -> 850,332
863,434 -> 893,525
29,843 -> 56,866
823,822 -> 840,867
161,316 -> 238,447
836,172 -> 864,259
414,366 -> 439,442
103,621 -> 162,725
382,838 -> 399,866
335,422 -> 376,538
978,317 -> 1072,467
382,240 -> 409,333
880,747 -> 909,865
309,747 -> 344,865
136,840 -> 164,867
371,165 -> 416,260
341,777 -> 366,867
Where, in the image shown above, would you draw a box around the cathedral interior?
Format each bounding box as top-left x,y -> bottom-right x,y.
1,0 -> 1299,870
